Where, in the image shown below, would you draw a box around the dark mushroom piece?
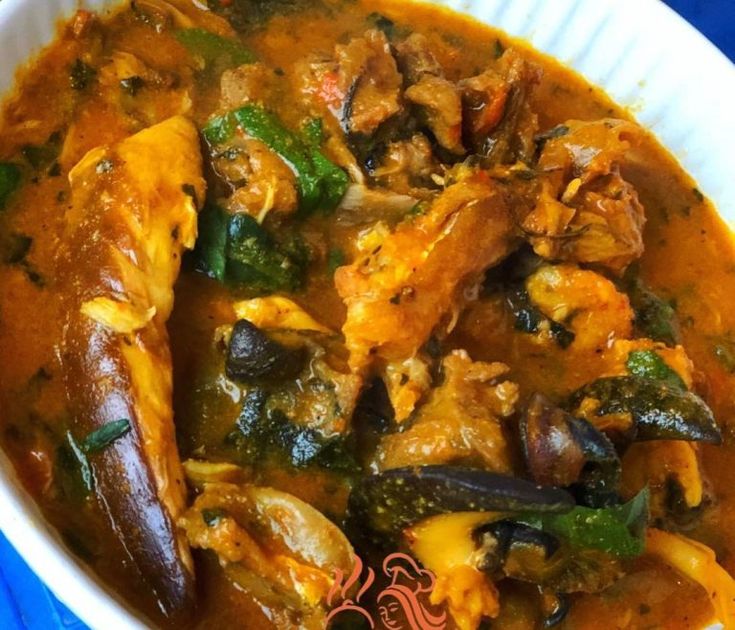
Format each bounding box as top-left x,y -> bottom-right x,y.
521,393 -> 621,507
225,319 -> 306,382
474,519 -> 560,576
348,465 -> 575,538
568,376 -> 722,444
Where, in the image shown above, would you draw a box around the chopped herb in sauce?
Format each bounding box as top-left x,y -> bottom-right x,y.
193,204 -> 307,291
82,419 -> 131,454
204,105 -> 349,214
626,350 -> 686,391
525,488 -> 650,558
175,28 -> 256,66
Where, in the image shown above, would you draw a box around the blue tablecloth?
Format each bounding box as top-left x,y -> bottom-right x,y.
0,1 -> 733,628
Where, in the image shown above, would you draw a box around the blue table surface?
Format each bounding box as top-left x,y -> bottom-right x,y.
0,1 -> 733,629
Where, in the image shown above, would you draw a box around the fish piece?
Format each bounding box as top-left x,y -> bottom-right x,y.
376,350 -> 518,471
57,116 -> 205,619
335,175 -> 517,419
179,482 -> 355,629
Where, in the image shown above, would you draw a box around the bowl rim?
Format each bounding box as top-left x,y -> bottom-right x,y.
0,0 -> 733,629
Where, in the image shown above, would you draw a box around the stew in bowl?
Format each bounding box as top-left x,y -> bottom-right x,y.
1,0 -> 734,628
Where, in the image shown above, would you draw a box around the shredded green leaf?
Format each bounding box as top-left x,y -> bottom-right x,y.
525,488 -> 650,558
175,28 -> 256,66
227,213 -> 304,291
82,419 -> 131,454
302,118 -> 324,145
58,431 -> 94,496
193,205 -> 229,282
626,350 -> 686,390
203,106 -> 349,214
228,388 -> 357,472
192,204 -> 307,292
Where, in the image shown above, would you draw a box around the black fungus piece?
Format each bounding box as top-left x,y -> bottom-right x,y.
225,320 -> 306,382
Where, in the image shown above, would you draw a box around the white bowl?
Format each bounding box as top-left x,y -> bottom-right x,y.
0,0 -> 734,628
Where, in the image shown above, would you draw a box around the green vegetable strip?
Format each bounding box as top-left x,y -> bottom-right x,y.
0,163 -> 21,210
193,204 -> 229,281
203,113 -> 237,145
524,488 -> 650,558
232,106 -> 323,213
175,28 -> 255,66
203,107 -> 348,214
311,150 -> 349,211
83,419 -> 131,454
626,350 -> 686,390
301,117 -> 349,212
302,118 -> 324,145
226,212 -> 302,292
193,205 -> 305,292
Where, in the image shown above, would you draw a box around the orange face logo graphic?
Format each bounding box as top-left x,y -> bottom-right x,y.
326,553 -> 447,630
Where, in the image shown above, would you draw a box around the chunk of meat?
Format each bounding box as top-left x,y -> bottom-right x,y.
382,355 -> 433,424
461,49 -> 541,162
372,133 -> 439,193
57,116 -> 205,619
330,29 -> 403,135
219,62 -> 275,110
212,136 -> 298,221
395,33 -> 443,84
405,75 -> 464,154
376,350 -> 518,470
525,264 -> 634,353
461,69 -> 509,139
523,119 -> 646,274
335,175 -> 518,418
180,483 -> 355,628
397,34 -> 464,154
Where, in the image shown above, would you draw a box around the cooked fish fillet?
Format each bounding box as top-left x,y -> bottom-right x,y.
57,116 -> 205,618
